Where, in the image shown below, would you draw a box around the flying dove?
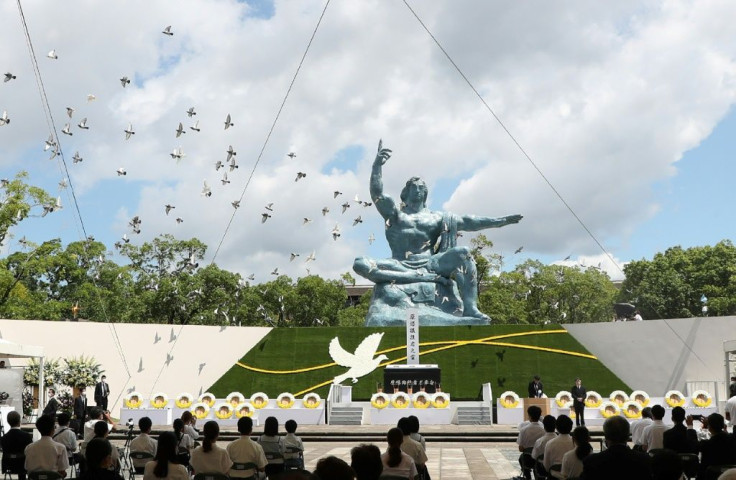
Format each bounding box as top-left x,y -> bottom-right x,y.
287,152 -> 296,159
72,152 -> 83,163
0,111 -> 9,126
334,191 -> 342,198
265,203 -> 274,211
305,251 -> 316,263
61,123 -> 72,136
162,25 -> 174,36
120,76 -> 130,87
226,145 -> 237,161
165,204 -> 175,215
341,202 -> 350,213
271,267 -> 279,276
329,333 -> 388,384
3,73 -> 16,83
231,200 -> 240,209
221,172 -> 230,185
290,253 -> 299,261
116,168 -> 127,176
201,180 -> 212,197
321,207 -> 329,216
224,114 -> 233,129
175,122 -> 185,137
66,107 -> 74,118
368,234 -> 375,245
186,107 -> 196,117
295,172 -> 306,182
124,123 -> 135,139
47,50 -> 58,59
352,216 -> 362,226
77,118 -> 89,129
332,224 -> 341,240
190,120 -> 200,132
261,213 -> 271,223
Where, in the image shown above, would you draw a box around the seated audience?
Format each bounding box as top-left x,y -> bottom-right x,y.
630,407 -> 653,451
79,438 -> 123,480
350,443 -> 383,480
397,417 -> 428,476
24,414 -> 69,478
227,416 -> 268,479
180,411 -> 200,441
642,404 -> 667,452
543,415 -> 573,472
407,415 -> 426,451
284,419 -> 305,469
93,420 -> 119,470
532,415 -> 558,461
53,412 -> 80,460
314,456 -> 355,480
518,405 -> 545,479
1,410 -> 33,480
83,408 -> 115,448
381,427 -> 418,479
581,415 -> 651,479
688,413 -> 736,480
189,421 -> 232,475
143,431 -> 190,480
258,416 -> 286,478
130,416 -> 158,474
650,449 -> 684,480
561,426 -> 592,479
662,406 -> 697,454
172,418 -> 194,466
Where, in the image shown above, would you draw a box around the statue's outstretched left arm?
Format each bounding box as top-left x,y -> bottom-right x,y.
456,214 -> 522,232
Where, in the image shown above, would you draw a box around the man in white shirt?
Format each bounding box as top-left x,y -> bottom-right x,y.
630,407 -> 653,451
83,408 -> 115,447
398,417 -> 428,471
543,415 -> 574,472
25,414 -> 69,477
642,404 -> 668,452
130,416 -> 157,473
725,392 -> 736,434
532,415 -> 558,461
227,417 -> 268,479
517,406 -> 545,479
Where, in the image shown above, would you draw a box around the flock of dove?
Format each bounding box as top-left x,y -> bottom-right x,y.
1,25 -> 384,283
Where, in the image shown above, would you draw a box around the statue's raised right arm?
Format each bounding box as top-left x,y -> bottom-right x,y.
369,139 -> 398,221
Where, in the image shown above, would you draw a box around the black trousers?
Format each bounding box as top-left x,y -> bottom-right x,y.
574,402 -> 585,426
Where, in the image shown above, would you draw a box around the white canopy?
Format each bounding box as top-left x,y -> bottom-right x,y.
0,338 -> 44,359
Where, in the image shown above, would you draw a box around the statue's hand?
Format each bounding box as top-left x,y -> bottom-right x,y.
431,275 -> 453,287
375,139 -> 392,165
505,214 -> 523,224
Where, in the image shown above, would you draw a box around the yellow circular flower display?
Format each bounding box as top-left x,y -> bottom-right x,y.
198,392 -> 216,407
609,390 -> 629,407
391,392 -> 410,409
124,392 -> 143,409
191,402 -> 210,420
214,402 -> 233,419
555,391 -> 573,408
371,393 -> 390,409
622,401 -> 642,419
150,392 -> 168,409
584,391 -> 602,408
250,392 -> 269,409
235,402 -> 253,418
431,392 -> 450,409
175,393 -> 193,409
499,391 -> 520,409
630,390 -> 650,407
226,392 -> 245,408
599,401 -> 621,418
412,392 -> 431,409
303,393 -> 321,409
277,393 -> 295,409
692,390 -> 712,408
665,390 -> 686,408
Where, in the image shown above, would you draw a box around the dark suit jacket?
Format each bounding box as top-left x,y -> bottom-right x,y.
698,432 -> 736,480
571,385 -> 587,408
662,423 -> 698,454
73,394 -> 87,419
94,382 -> 108,402
581,444 -> 651,480
528,381 -> 543,398
42,396 -> 60,417
0,428 -> 33,472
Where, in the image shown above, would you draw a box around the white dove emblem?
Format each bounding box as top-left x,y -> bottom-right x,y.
329,333 -> 388,385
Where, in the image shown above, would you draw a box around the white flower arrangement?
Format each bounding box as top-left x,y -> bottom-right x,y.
198,392 -> 216,407
584,391 -> 602,408
214,402 -> 233,419
622,401 -> 642,419
609,390 -> 629,407
665,390 -> 686,408
235,402 -> 254,418
250,392 -> 269,409
555,391 -> 573,408
599,401 -> 621,418
431,392 -> 450,409
150,392 -> 168,409
371,392 -> 390,409
499,391 -> 520,408
175,393 -> 193,409
692,390 -> 712,408
226,392 -> 245,407
124,392 -> 143,409
276,393 -> 295,409
412,392 -> 431,409
391,392 -> 410,409
303,392 -> 321,409
630,390 -> 650,407
191,402 -> 210,420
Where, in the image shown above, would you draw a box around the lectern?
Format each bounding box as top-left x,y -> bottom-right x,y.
524,398 -> 550,420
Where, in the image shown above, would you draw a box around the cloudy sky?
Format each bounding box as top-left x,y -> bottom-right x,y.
0,0 -> 734,283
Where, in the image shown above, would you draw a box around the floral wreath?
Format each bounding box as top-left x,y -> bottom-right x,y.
190,402 -> 210,420
599,400 -> 621,418
226,392 -> 245,407
150,392 -> 169,409
665,390 -> 686,408
235,402 -> 254,418
277,393 -> 295,409
250,392 -> 269,409
198,392 -> 216,407
175,393 -> 193,409
391,392 -> 410,409
303,392 -> 321,409
214,402 -> 234,419
609,390 -> 629,407
584,391 -> 602,408
622,401 -> 642,419
630,390 -> 650,407
412,392 -> 431,409
432,392 -> 450,409
499,391 -> 520,409
555,391 -> 573,408
124,392 -> 143,409
371,392 -> 390,409
692,390 -> 712,408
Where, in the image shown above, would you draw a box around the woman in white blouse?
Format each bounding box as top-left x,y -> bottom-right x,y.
560,426 -> 592,479
190,421 -> 232,475
143,432 -> 190,480
380,427 -> 418,479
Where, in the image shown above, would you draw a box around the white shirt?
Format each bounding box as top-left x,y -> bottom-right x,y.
561,448 -> 586,479
517,422 -> 545,449
630,417 -> 653,445
283,433 -> 303,459
183,424 -> 200,441
532,432 -> 557,460
642,419 -> 667,451
401,435 -> 427,466
227,436 -> 268,478
130,433 -> 158,468
543,433 -> 573,471
24,436 -> 70,473
381,451 -> 418,479
52,426 -> 78,454
726,396 -> 736,427
190,443 -> 232,475
409,432 -> 426,451
83,418 -> 112,445
143,461 -> 190,480
176,432 -> 194,451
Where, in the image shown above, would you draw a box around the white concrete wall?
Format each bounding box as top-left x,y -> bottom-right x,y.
0,320 -> 271,413
564,316 -> 736,402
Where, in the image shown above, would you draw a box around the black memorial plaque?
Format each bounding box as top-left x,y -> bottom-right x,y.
384,365 -> 441,394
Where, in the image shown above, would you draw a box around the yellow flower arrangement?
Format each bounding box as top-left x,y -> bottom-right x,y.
391,392 -> 410,409
150,392 -> 168,409
630,390 -> 650,407
124,392 -> 143,409
226,392 -> 245,408
235,402 -> 253,418
198,392 -> 216,407
412,392 -> 431,409
371,393 -> 390,409
191,402 -> 210,420
303,393 -> 321,409
665,390 -> 686,408
599,400 -> 621,418
214,402 -> 233,419
692,390 -> 712,408
431,392 -> 450,409
499,391 -> 520,409
609,390 -> 629,407
250,392 -> 269,409
622,401 -> 642,419
584,391 -> 602,408
175,393 -> 193,409
555,391 -> 573,408
277,393 -> 295,409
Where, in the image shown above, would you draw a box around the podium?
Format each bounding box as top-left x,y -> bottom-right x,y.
524,398 -> 550,420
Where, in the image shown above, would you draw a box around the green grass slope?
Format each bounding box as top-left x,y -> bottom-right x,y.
208,324 -> 628,400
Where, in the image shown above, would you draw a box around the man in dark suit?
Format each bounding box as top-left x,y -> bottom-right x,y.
528,375 -> 543,398
581,415 -> 651,479
73,385 -> 88,435
41,387 -> 60,418
0,411 -> 33,480
689,413 -> 736,480
94,375 -> 109,411
571,377 -> 586,426
663,406 -> 697,453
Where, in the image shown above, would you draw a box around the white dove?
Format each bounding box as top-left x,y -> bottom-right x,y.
329,333 -> 388,385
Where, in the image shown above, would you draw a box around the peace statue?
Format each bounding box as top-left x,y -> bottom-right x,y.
353,140 -> 523,326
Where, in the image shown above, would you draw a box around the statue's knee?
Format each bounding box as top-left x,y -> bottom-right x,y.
353,257 -> 369,275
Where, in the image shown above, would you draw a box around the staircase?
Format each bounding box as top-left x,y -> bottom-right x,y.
329,406 -> 364,425
456,405 -> 492,425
